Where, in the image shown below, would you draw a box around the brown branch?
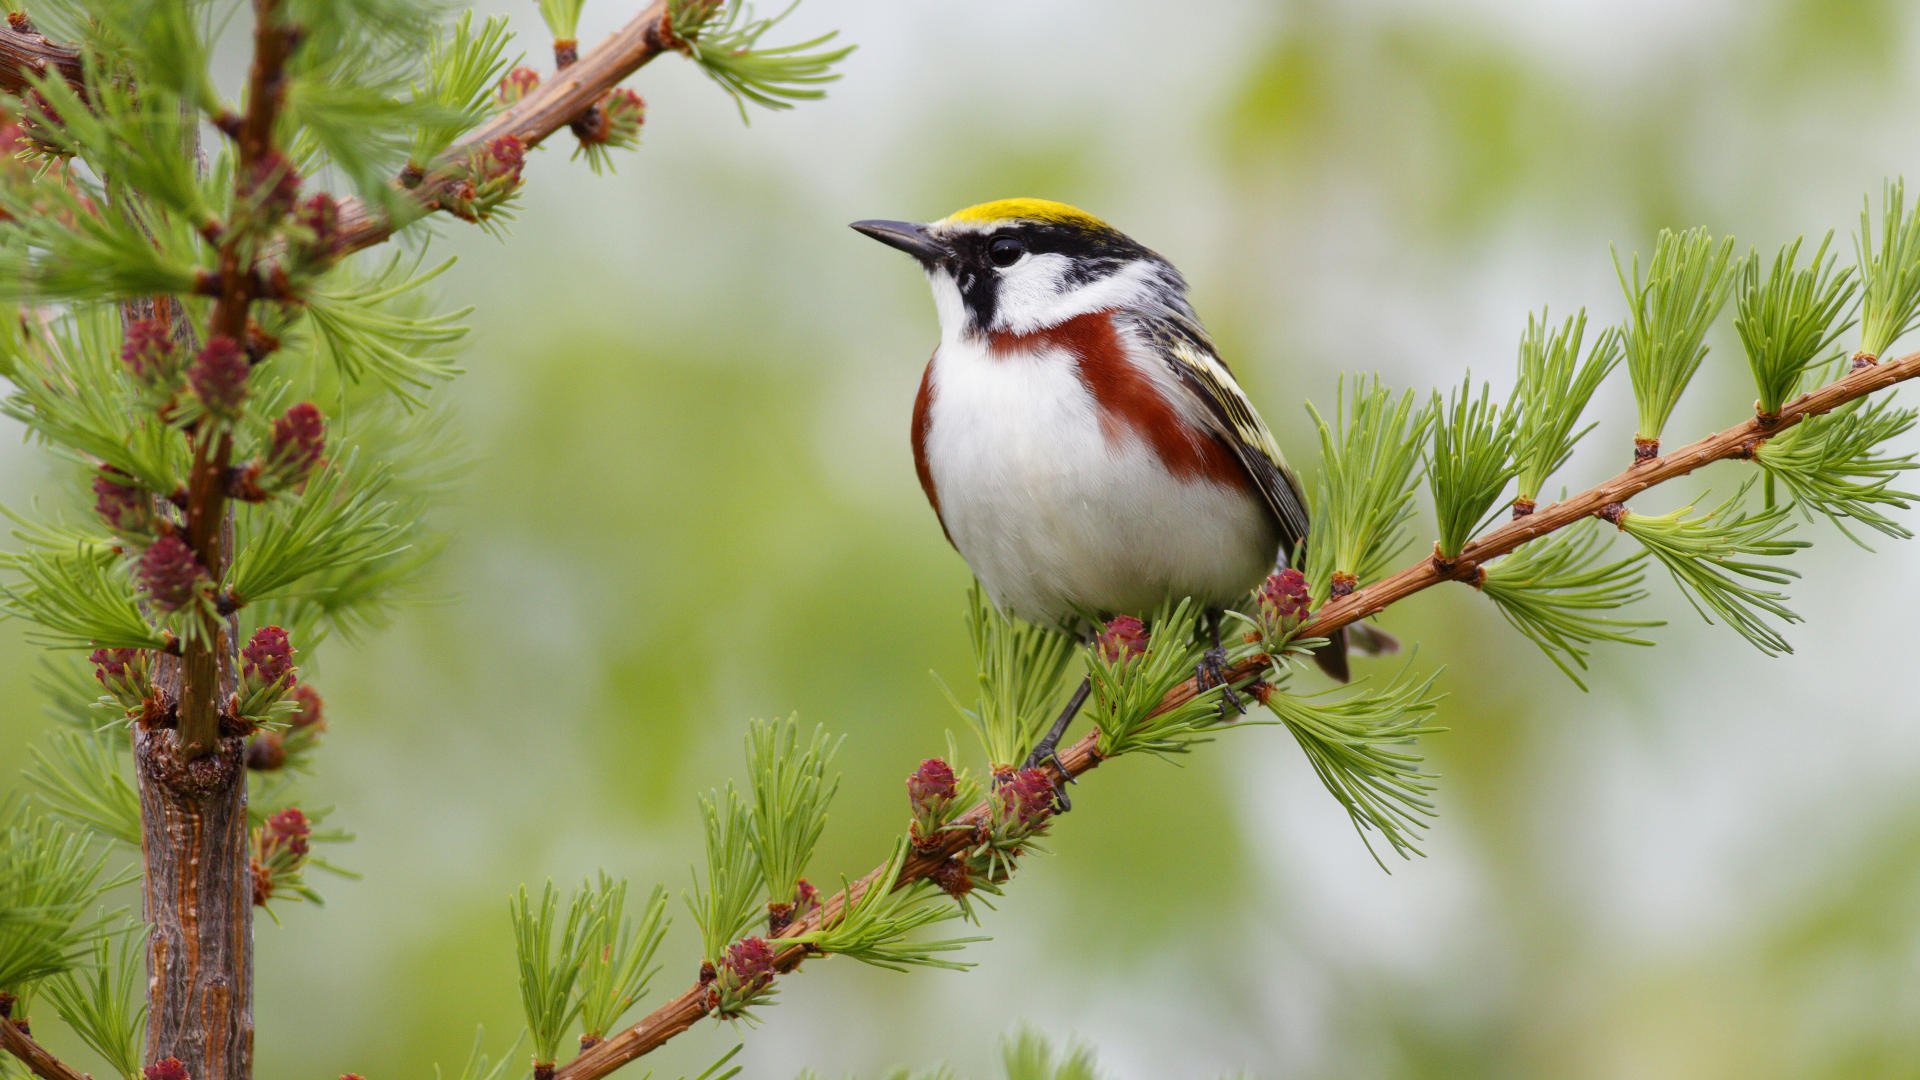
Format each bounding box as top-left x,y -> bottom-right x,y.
0,18 -> 84,99
0,1018 -> 88,1080
559,348 -> 1920,1078
330,0 -> 674,257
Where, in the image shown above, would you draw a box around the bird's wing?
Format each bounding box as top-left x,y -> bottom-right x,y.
1136,314 -> 1311,557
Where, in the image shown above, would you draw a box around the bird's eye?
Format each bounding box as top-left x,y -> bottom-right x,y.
987,236 -> 1026,268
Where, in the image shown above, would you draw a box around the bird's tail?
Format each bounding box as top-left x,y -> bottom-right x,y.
1310,622 -> 1400,683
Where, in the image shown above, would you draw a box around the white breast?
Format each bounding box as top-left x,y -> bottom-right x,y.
923,336 -> 1280,629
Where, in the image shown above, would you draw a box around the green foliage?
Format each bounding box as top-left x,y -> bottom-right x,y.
509,881 -> 598,1066
688,784 -> 764,963
1425,376 -> 1516,558
0,813 -> 113,992
26,730 -> 142,846
432,1029 -> 523,1080
1618,490 -> 1808,656
745,716 -> 841,913
1855,179 -> 1920,359
1001,1030 -> 1102,1080
943,584 -> 1074,770
0,164 -> 201,304
1509,309 -> 1620,505
1262,666 -> 1445,867
0,305 -> 191,493
575,876 -> 670,1042
303,254 -> 469,407
0,528 -> 170,652
1302,377 -> 1432,599
1478,524 -> 1661,690
1615,227 -> 1740,443
1085,599 -> 1223,759
671,0 -> 855,122
43,932 -> 147,1080
1755,397 -> 1918,545
22,67 -> 213,224
538,0 -> 587,40
411,12 -> 515,168
226,450 -> 411,608
790,839 -> 982,972
1735,233 -> 1858,415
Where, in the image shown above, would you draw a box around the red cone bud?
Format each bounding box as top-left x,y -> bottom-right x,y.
242,625 -> 297,689
121,318 -> 178,383
601,88 -> 645,145
289,684 -> 326,730
246,731 -> 287,770
90,647 -> 139,682
137,536 -> 207,612
144,1060 -> 190,1080
265,402 -> 325,488
264,807 -> 311,857
92,468 -> 150,533
907,757 -> 957,809
721,936 -> 775,987
293,193 -> 341,261
482,134 -> 526,184
188,336 -> 249,418
496,66 -> 541,105
999,767 -> 1056,828
247,150 -> 301,223
1257,568 -> 1311,627
1094,614 -> 1149,664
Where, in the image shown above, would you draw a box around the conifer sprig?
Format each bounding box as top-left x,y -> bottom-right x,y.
1735,233 -> 1858,417
668,0 -> 854,122
1084,600 -> 1223,760
1754,396 -> 1919,544
1615,491 -> 1808,656
1615,227 -> 1740,448
744,716 -> 841,923
26,731 -> 142,846
510,881 -> 601,1069
0,538 -> 171,653
0,814 -> 113,992
944,584 -> 1073,770
1510,310 -> 1620,508
42,933 -> 147,1080
302,254 -> 469,406
1303,377 -> 1432,600
788,840 -> 982,973
574,877 -> 669,1045
687,785 -> 764,964
435,1028 -> 524,1080
224,452 -> 410,608
411,12 -> 515,168
1426,376 -> 1516,559
1478,524 -> 1661,690
1856,180 -> 1920,361
1261,667 -> 1445,867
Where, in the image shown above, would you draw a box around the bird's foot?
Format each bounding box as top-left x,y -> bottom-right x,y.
1196,645 -> 1245,721
1020,739 -> 1074,812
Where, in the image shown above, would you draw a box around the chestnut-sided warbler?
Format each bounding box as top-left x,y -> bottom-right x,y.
854,199 -> 1377,777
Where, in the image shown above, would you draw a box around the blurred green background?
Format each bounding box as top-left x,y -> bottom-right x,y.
7,1 -> 1920,1077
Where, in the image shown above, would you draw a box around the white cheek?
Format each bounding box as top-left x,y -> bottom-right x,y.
991,257 -> 1161,334
925,269 -> 969,346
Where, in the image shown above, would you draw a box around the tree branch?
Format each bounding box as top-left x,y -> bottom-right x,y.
559,347 -> 1920,1078
330,0 -> 675,258
0,17 -> 84,100
0,1018 -> 88,1080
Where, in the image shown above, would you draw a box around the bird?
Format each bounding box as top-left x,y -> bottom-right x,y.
853,198 -> 1383,781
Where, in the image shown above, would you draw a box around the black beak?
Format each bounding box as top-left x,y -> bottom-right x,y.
851,219 -> 949,263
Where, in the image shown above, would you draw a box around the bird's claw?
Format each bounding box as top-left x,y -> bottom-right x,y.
1197,646 -> 1245,721
1020,740 -> 1074,812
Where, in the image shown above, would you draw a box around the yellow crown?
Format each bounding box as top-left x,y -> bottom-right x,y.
940,198 -> 1109,231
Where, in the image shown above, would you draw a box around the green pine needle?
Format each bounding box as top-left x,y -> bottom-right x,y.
26,730 -> 142,847
509,880 -> 600,1066
673,0 -> 855,124
410,12 -> 516,168
1735,233 -> 1859,416
788,839 -> 984,973
1755,396 -> 1918,546
941,583 -> 1074,770
1426,375 -> 1516,559
574,876 -> 669,1043
1261,666 -> 1446,869
1510,309 -> 1620,504
1086,598 -> 1224,760
1479,523 -> 1661,691
1302,376 -> 1432,601
744,716 -> 841,915
432,1028 -> 524,1080
0,529 -> 170,653
1614,227 -> 1740,443
43,932 -> 148,1080
538,0 -> 586,41
0,813 -> 114,991
1855,179 -> 1920,360
226,449 -> 411,608
1000,1031 -> 1102,1080
1618,489 -> 1808,656
303,254 -> 469,408
686,784 -> 764,964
